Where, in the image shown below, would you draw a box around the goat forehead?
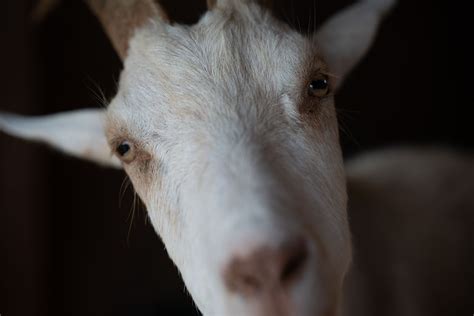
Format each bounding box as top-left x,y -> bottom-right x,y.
123,11 -> 313,95
107,10 -> 322,146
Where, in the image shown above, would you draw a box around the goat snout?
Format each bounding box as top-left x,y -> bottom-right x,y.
223,238 -> 309,297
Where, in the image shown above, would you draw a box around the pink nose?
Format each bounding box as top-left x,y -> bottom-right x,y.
223,238 -> 309,296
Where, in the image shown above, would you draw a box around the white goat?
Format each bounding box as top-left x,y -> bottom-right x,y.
1,1 -> 473,315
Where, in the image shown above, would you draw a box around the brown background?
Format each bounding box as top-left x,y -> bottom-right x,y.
1,0 -> 473,315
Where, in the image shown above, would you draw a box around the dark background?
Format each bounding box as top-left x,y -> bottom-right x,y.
0,0 -> 472,315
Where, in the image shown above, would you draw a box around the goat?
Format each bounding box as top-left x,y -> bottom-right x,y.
1,1 -> 472,315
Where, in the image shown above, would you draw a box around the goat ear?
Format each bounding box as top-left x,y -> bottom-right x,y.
0,109 -> 122,168
316,0 -> 397,89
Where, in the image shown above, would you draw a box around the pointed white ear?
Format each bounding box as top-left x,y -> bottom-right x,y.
316,0 -> 397,89
0,109 -> 122,168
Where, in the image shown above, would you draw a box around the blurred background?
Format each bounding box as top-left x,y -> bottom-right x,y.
0,0 -> 472,315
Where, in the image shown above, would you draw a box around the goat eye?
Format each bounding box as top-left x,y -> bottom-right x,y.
117,142 -> 130,156
116,141 -> 135,163
308,77 -> 329,97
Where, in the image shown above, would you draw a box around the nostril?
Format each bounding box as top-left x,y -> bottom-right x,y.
223,238 -> 309,296
280,240 -> 309,283
224,259 -> 265,296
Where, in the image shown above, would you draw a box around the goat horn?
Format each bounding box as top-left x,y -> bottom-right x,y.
85,0 -> 170,60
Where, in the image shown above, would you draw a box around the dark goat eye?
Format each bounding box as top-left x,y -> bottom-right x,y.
116,141 -> 136,163
308,77 -> 329,97
117,142 -> 131,156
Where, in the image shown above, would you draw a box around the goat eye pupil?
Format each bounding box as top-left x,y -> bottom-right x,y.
308,78 -> 330,98
117,143 -> 130,156
310,79 -> 328,91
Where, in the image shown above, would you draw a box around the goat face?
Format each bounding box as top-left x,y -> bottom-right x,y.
106,6 -> 349,315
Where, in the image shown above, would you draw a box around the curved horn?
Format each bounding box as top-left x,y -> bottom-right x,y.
85,0 -> 170,60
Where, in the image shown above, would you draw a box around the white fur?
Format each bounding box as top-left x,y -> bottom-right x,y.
0,109 -> 120,167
